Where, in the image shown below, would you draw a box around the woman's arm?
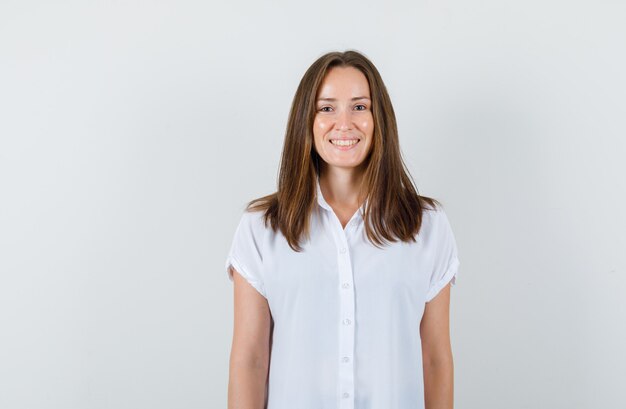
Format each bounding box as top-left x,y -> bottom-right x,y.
228,267 -> 272,409
420,282 -> 454,409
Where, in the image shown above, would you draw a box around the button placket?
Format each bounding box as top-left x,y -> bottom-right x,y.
334,225 -> 355,409
315,177 -> 366,408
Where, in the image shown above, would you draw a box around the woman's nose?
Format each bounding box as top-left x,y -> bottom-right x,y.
336,108 -> 353,130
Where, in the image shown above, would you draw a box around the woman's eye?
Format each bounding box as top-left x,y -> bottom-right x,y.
355,104 -> 367,111
319,106 -> 332,112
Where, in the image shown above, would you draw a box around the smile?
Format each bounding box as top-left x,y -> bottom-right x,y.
329,139 -> 359,147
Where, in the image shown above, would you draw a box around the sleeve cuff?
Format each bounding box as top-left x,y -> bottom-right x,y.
225,254 -> 267,298
425,257 -> 459,303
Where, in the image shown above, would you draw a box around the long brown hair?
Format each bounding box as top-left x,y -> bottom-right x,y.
246,50 -> 440,251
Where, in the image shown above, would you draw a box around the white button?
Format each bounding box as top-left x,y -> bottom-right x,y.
341,282 -> 350,289
339,247 -> 346,253
342,392 -> 350,398
342,356 -> 350,363
342,318 -> 351,325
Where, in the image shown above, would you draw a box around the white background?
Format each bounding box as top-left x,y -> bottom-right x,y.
1,1 -> 625,408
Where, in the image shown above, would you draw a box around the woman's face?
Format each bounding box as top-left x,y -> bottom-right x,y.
313,66 -> 374,173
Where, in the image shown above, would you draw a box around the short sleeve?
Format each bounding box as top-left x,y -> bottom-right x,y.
425,208 -> 460,303
224,211 -> 267,298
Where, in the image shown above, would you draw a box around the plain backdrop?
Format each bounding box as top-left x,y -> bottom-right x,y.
1,1 -> 625,408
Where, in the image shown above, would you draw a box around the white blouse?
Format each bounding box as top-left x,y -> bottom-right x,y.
225,176 -> 460,409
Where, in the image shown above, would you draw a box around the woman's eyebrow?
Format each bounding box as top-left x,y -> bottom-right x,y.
317,96 -> 371,102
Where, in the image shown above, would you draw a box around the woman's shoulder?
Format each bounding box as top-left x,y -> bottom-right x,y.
234,208 -> 279,243
237,207 -> 268,229
421,201 -> 447,222
414,201 -> 448,232
418,202 -> 456,244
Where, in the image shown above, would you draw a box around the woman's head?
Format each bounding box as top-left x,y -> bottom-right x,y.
282,50 -> 400,183
248,50 -> 439,251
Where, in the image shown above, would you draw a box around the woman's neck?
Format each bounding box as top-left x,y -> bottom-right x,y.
318,167 -> 366,208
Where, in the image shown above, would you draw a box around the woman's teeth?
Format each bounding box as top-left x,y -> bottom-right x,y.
330,139 -> 358,146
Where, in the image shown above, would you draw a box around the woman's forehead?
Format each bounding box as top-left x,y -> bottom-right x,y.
317,67 -> 371,99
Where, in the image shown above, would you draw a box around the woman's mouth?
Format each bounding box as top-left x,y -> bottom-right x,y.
329,139 -> 360,150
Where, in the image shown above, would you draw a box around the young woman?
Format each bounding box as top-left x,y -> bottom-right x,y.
225,50 -> 460,409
